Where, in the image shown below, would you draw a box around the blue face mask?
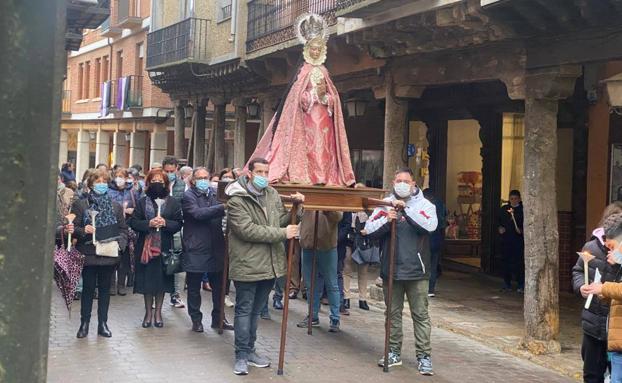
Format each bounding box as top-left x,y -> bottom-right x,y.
252,175 -> 268,190
138,180 -> 145,189
613,250 -> 622,265
195,179 -> 210,192
167,173 -> 177,183
93,183 -> 108,195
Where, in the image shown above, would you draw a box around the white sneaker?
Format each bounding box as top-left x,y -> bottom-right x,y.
224,295 -> 234,308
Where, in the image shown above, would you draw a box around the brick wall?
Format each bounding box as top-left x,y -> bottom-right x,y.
558,211 -> 575,293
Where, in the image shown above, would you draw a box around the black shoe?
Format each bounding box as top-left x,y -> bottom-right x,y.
359,300 -> 370,311
340,304 -> 350,316
76,321 -> 89,338
302,291 -> 308,300
154,321 -> 164,328
117,287 -> 127,296
192,321 -> 204,333
344,299 -> 350,309
288,291 -> 298,300
73,292 -> 81,301
142,320 -> 152,328
273,298 -> 284,310
97,322 -> 112,337
211,319 -> 234,331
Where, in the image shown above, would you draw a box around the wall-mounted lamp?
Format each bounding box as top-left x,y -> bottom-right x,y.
345,98 -> 367,117
247,99 -> 260,118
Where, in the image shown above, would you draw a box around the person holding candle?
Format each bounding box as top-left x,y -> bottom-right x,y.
572,203 -> 622,383
498,190 -> 524,293
128,169 -> 183,328
581,212 -> 622,383
70,168 -> 128,338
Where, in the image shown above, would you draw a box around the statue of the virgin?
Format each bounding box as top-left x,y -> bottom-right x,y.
248,13 -> 356,186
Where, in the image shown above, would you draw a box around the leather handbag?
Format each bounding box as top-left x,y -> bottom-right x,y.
162,240 -> 183,276
95,240 -> 120,257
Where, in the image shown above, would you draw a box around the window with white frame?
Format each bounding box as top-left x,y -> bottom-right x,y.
218,0 -> 232,22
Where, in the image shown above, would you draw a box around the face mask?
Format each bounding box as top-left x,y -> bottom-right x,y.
167,173 -> 177,183
126,179 -> 133,187
613,249 -> 622,265
221,177 -> 234,182
138,180 -> 145,189
394,182 -> 411,198
146,182 -> 167,199
115,177 -> 125,188
210,181 -> 219,189
93,183 -> 108,195
252,175 -> 268,190
195,179 -> 210,192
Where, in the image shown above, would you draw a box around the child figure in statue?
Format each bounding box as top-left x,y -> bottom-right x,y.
248,14 -> 355,187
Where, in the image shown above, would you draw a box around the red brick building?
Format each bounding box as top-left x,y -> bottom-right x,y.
61,0 -> 175,177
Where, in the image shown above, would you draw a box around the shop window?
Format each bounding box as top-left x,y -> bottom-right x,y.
351,149 -> 383,188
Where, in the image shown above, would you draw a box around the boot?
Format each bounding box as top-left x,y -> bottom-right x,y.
97,322 -> 112,337
359,300 -> 370,311
344,298 -> 350,309
76,320 -> 89,338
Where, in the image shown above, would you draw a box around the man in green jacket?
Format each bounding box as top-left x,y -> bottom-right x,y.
225,158 -> 304,376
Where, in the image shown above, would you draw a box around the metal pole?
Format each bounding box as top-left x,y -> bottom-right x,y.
383,217 -> 398,373
277,202 -> 300,376
307,210 -> 320,335
218,229 -> 229,335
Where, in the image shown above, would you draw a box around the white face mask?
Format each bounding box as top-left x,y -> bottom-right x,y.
115,177 -> 125,188
210,181 -> 219,189
394,182 -> 412,198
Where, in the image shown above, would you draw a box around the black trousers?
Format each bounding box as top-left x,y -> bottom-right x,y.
502,237 -> 524,288
81,265 -> 114,323
186,271 -> 223,325
582,333 -> 609,383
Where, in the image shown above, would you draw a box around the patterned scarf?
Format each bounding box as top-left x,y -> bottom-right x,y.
141,197 -> 163,264
84,191 -> 119,242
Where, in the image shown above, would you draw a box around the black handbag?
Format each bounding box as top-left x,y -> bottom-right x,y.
162,238 -> 183,276
351,216 -> 381,265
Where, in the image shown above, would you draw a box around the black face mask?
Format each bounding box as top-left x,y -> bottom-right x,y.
146,183 -> 167,199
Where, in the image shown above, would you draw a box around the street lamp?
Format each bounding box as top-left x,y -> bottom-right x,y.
247,99 -> 260,118
345,98 -> 367,117
602,73 -> 622,114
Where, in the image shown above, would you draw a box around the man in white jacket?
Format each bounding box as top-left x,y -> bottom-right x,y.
365,167 -> 437,376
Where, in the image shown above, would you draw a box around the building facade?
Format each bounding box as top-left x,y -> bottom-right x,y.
144,0 -> 622,353
61,0 -> 175,177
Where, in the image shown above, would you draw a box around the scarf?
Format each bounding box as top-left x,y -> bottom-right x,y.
141,197 -> 163,264
84,191 -> 119,242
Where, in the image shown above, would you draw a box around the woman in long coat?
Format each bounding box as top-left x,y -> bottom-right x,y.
128,169 -> 183,328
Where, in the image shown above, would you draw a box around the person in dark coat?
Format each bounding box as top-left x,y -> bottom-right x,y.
71,168 -> 128,339
60,162 -> 76,184
573,202 -> 622,383
128,169 -> 183,328
498,190 -> 524,292
182,167 -> 233,332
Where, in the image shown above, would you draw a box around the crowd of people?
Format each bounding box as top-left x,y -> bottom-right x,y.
54,157 -> 447,376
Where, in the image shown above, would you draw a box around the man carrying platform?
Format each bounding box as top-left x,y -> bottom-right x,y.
365,167 -> 438,376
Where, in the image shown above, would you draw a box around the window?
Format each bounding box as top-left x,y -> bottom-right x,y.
102,55 -> 109,83
84,61 -> 91,99
94,58 -> 101,97
218,0 -> 232,22
77,63 -> 84,99
116,50 -> 123,78
135,43 -> 144,75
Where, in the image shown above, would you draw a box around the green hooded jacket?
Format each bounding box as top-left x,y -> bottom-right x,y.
225,176 -> 301,282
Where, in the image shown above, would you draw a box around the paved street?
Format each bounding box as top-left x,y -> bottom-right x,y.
47,286 -> 574,383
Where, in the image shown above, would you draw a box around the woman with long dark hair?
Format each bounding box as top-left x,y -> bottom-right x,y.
128,169 -> 183,328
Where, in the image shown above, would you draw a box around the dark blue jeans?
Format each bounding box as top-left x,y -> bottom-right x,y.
261,276 -> 285,315
302,248 -> 340,322
233,278 -> 275,359
428,248 -> 440,294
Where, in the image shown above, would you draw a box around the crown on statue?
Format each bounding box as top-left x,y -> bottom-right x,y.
296,13 -> 329,45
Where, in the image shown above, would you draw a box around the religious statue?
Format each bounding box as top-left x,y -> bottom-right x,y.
248,13 -> 356,186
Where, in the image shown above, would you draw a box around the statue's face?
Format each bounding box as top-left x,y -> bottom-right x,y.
309,42 -> 323,60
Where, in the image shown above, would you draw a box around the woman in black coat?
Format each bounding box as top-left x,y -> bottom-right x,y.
71,169 -> 128,339
128,169 -> 183,328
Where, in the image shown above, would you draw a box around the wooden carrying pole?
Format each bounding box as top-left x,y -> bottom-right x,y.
218,229 -> 229,335
277,200 -> 301,376
362,198 -> 397,373
308,210 -> 320,335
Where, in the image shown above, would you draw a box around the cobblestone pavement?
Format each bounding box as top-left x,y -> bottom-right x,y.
47,287 -> 573,383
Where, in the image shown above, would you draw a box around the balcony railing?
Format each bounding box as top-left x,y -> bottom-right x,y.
220,4 -> 232,21
146,18 -> 210,69
246,0 -> 339,52
62,90 -> 71,114
117,0 -> 142,28
103,75 -> 143,112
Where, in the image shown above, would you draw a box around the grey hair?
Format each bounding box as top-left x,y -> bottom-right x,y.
179,166 -> 193,176
604,213 -> 622,240
192,167 -> 209,178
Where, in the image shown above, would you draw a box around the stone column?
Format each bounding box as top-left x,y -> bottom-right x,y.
58,129 -> 69,168
193,99 -> 207,167
75,128 -> 91,178
213,98 -> 227,172
232,97 -> 248,167
150,128 -> 168,165
423,113 -> 448,201
383,72 -> 409,188
258,94 -> 278,144
471,109 -> 503,274
522,65 -> 580,355
0,1 -> 64,381
174,100 -> 187,159
129,131 -> 147,168
112,131 -> 128,167
95,129 -> 110,166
